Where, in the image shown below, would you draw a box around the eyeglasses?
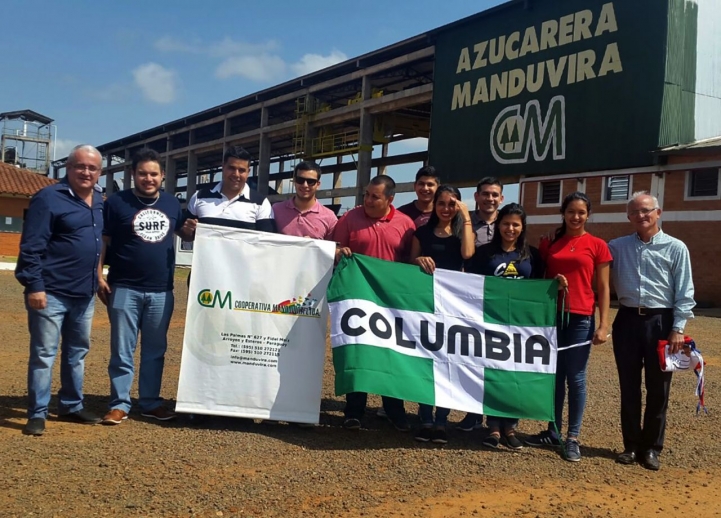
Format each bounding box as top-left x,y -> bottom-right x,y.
628,208 -> 659,217
294,177 -> 318,186
71,164 -> 101,173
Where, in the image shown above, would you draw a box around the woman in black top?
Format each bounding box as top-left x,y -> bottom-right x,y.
466,202 -> 544,450
409,185 -> 475,444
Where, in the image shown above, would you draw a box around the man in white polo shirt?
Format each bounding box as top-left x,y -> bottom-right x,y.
180,146 -> 275,237
179,145 -> 275,425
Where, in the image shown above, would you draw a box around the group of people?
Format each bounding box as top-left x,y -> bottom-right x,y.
15,144 -> 694,472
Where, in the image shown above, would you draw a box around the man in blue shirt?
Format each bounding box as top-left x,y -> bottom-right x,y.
609,191 -> 695,471
98,148 -> 184,425
15,144 -> 105,436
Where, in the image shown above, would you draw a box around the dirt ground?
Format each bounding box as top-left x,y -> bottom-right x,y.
1,269 -> 720,518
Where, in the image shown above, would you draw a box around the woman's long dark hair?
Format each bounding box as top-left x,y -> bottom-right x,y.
552,191 -> 592,244
489,202 -> 530,261
426,185 -> 464,238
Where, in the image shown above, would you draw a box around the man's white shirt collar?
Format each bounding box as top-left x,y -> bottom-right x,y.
212,181 -> 250,201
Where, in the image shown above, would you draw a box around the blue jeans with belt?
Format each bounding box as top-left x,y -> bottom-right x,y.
107,286 -> 174,413
26,293 -> 95,419
551,313 -> 594,438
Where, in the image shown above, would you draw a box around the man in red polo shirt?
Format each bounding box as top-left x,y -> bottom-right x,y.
333,175 -> 415,432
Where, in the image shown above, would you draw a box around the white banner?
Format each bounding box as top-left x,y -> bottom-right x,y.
176,224 -> 336,423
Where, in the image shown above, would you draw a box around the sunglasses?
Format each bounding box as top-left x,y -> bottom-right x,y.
294,177 -> 318,186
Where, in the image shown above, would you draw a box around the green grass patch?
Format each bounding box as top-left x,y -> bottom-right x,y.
175,268 -> 190,280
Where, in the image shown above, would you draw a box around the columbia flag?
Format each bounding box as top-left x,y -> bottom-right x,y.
328,254 -> 558,421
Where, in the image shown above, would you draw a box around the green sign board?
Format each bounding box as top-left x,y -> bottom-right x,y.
429,0 -> 670,181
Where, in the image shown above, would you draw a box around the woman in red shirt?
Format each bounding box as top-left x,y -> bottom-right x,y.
524,192 -> 611,462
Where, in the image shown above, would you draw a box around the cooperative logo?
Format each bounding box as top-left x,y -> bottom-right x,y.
198,289 -> 232,309
490,95 -> 565,165
196,289 -> 321,317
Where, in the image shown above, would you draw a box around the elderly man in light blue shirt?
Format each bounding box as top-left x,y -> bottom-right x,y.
608,191 -> 695,472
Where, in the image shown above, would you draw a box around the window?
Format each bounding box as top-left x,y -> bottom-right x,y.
688,168 -> 719,198
0,215 -> 23,233
539,181 -> 561,205
604,175 -> 631,201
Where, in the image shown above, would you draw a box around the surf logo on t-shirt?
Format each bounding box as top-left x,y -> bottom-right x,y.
132,208 -> 170,243
494,261 -> 523,278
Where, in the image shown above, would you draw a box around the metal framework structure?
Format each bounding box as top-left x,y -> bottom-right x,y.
1,110 -> 54,174
48,2 -> 546,209
51,35 -> 439,208
51,1 -> 527,207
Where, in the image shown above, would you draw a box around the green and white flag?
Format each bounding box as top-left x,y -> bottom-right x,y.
328,254 -> 558,421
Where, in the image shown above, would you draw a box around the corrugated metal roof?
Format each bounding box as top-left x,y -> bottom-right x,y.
0,162 -> 56,196
71,0 -> 521,159
657,135 -> 721,154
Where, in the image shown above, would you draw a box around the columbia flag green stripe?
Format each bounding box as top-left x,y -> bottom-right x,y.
329,256 -> 557,421
327,255 -> 434,313
482,276 -> 558,327
332,345 -> 435,404
482,369 -> 555,421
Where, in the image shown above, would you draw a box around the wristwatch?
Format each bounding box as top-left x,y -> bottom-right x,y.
672,327 -> 684,334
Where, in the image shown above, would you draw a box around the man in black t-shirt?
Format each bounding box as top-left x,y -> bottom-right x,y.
98,149 -> 184,425
397,166 -> 440,228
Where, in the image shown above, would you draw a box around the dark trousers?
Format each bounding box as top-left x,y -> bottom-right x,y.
344,392 -> 405,421
612,307 -> 674,453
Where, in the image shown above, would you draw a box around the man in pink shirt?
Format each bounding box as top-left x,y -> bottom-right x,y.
271,161 -> 337,429
273,161 -> 338,240
333,175 -> 415,432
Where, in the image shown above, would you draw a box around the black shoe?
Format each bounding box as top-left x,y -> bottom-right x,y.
524,430 -> 561,448
431,427 -> 448,444
642,450 -> 660,471
343,418 -> 361,430
503,433 -> 524,451
414,426 -> 432,442
58,409 -> 101,425
616,450 -> 637,465
456,413 -> 483,432
482,433 -> 501,449
388,414 -> 410,432
564,438 -> 581,462
23,417 -> 45,436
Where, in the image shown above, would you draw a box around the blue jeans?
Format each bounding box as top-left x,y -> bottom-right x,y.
108,287 -> 174,413
418,404 -> 450,426
551,313 -> 594,438
26,293 -> 95,419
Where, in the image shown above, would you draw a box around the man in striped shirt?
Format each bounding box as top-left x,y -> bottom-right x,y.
180,146 -> 275,238
609,191 -> 695,471
179,145 -> 275,425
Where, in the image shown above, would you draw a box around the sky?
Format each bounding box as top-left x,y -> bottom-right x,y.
0,0 -> 517,207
